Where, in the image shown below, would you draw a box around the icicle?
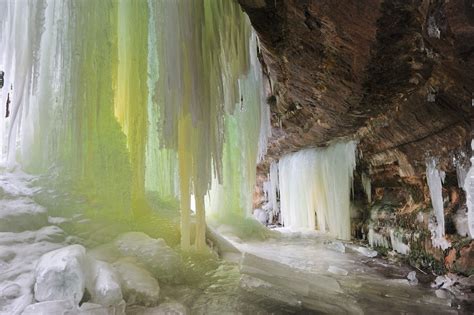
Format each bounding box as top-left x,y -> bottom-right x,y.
278,141 -> 357,240
361,173 -> 372,204
464,139 -> 474,239
426,158 -> 451,249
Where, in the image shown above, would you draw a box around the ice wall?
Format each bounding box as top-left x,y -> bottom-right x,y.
0,0 -> 268,250
278,141 -> 357,240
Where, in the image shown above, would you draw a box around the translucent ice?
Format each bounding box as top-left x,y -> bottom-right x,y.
327,266 -> 348,276
426,158 -> 451,248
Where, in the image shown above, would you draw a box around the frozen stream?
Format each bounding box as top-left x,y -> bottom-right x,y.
0,170 -> 473,314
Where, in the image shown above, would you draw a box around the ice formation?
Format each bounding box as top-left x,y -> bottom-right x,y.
278,141 -> 357,239
361,173 -> 372,203
426,158 -> 451,248
389,229 -> 410,255
262,162 -> 280,223
464,139 -> 474,239
0,0 -> 269,251
368,227 -> 390,249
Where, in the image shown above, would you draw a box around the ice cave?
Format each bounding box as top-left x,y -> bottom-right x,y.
0,0 -> 473,314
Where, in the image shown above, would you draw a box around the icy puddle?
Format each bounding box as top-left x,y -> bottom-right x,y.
0,170 -> 473,315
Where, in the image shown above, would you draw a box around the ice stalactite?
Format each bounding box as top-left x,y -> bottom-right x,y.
114,0 -> 150,216
368,228 -> 389,249
426,158 -> 451,249
144,0 -> 178,200
464,140 -> 474,239
206,30 -> 269,221
153,0 -> 266,248
361,173 -> 372,204
278,141 -> 357,240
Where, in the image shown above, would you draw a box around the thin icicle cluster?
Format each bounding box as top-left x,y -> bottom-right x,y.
426,158 -> 451,249
278,141 -> 357,240
368,227 -> 389,248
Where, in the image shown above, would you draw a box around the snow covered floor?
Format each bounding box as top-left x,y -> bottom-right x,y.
0,170 -> 68,314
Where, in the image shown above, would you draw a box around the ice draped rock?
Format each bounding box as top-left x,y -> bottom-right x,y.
114,232 -> 181,280
34,245 -> 87,304
112,258 -> 160,306
86,259 -> 123,307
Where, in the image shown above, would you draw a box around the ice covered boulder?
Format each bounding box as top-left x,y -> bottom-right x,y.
86,259 -> 123,306
34,245 -> 87,304
112,258 -> 160,306
21,300 -> 75,315
0,198 -> 48,232
114,232 -> 180,280
143,301 -> 189,315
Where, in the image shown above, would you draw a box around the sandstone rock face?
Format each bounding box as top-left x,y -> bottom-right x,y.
240,0 -> 472,177
239,0 -> 473,274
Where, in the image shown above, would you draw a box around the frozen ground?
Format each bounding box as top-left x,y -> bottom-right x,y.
0,169 -> 473,314
218,227 -> 474,314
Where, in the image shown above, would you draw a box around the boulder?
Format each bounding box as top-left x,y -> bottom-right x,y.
34,245 -> 87,304
112,258 -> 160,306
86,259 -> 123,306
114,232 -> 180,280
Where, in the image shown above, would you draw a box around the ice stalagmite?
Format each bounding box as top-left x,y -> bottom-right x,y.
278,141 -> 357,240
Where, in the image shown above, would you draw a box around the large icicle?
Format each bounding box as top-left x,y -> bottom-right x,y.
278,141 -> 357,240
426,158 -> 451,249
464,140 -> 474,239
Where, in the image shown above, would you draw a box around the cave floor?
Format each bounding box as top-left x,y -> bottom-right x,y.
217,226 -> 473,314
